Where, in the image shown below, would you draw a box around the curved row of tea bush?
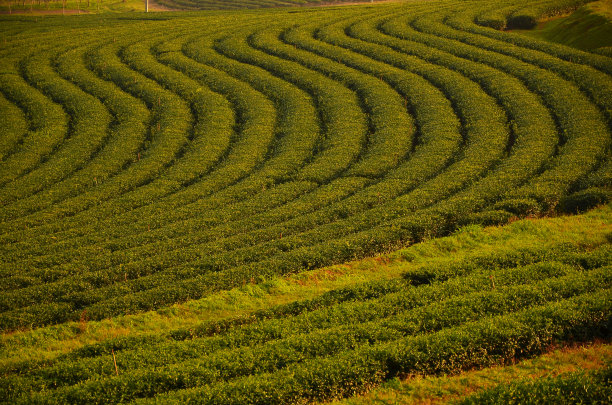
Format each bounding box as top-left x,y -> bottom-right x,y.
0,0 -> 610,331
380,10 -> 610,207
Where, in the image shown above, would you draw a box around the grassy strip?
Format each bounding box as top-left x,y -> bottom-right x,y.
1,205 -> 609,371
519,0 -> 612,51
459,366 -> 611,404
331,341 -> 611,404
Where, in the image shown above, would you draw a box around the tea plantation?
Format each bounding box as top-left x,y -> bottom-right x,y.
0,0 -> 610,402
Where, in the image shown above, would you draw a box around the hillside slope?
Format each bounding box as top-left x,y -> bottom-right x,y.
0,0 -> 610,402
522,0 -> 612,52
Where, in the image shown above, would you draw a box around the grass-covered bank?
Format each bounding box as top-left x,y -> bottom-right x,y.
517,0 -> 612,51
333,341 -> 611,404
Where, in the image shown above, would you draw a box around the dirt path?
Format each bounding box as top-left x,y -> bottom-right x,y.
144,0 -> 406,12
0,0 -> 406,13
312,0 -> 403,7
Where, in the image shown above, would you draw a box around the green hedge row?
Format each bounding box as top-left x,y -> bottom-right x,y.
0,74 -> 68,188
0,42 -> 149,224
382,10 -> 610,208
0,90 -> 28,161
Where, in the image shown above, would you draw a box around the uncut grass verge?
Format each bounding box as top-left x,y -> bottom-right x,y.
3,235 -> 609,399
11,264 -> 609,392
332,341 -> 611,404
458,365 -> 611,405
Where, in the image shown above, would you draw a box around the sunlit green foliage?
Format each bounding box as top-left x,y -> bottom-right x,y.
0,0 -> 610,402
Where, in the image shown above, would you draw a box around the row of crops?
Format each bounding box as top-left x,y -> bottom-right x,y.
1,241 -> 610,403
0,0 -> 610,332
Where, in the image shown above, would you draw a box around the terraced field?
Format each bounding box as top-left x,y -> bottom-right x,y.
0,0 -> 611,402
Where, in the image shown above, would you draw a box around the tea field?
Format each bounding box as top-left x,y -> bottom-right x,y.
0,0 -> 610,402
